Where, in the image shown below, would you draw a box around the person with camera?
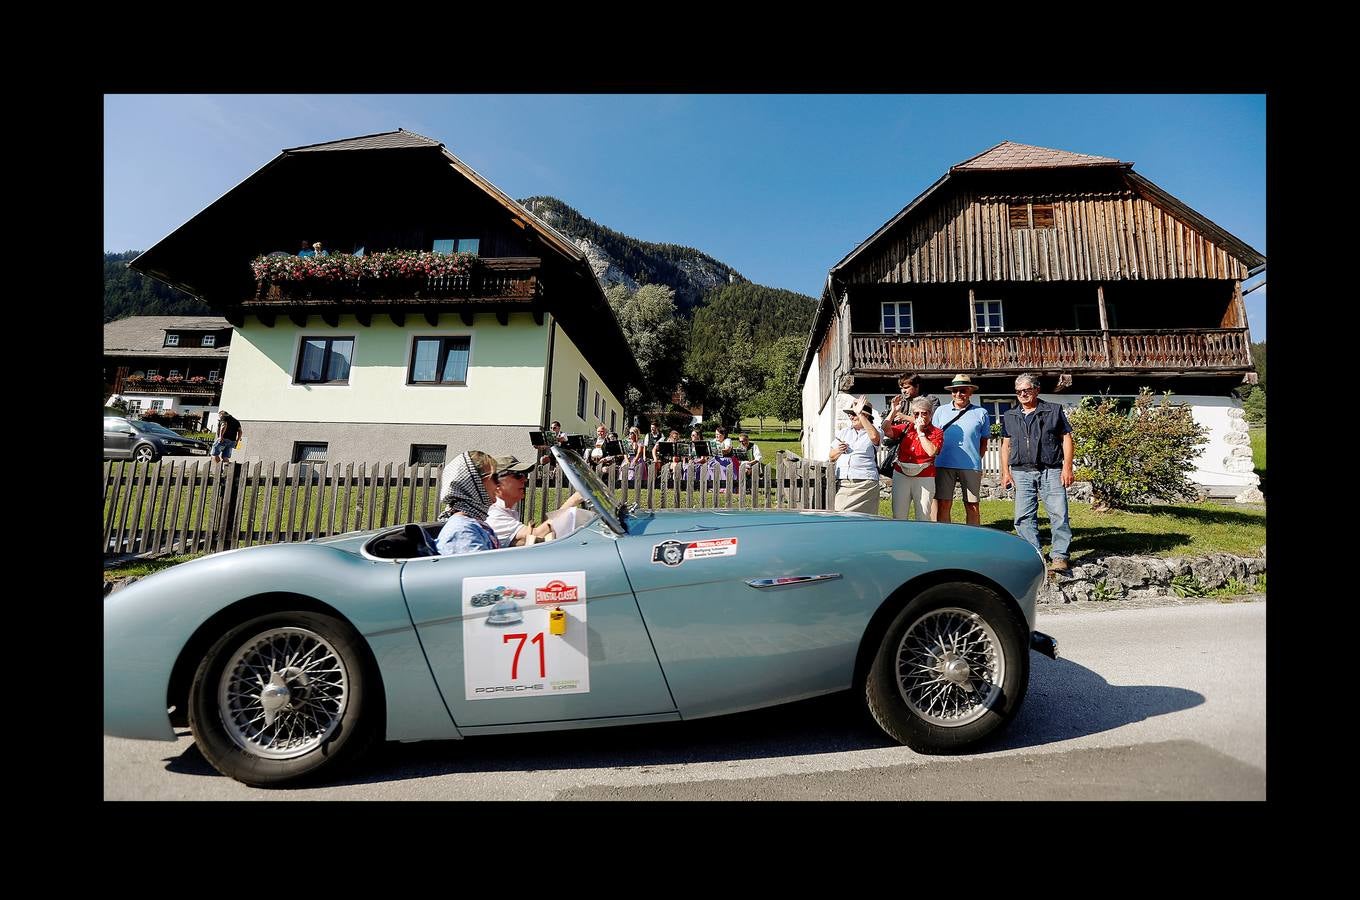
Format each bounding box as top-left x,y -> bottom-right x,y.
830,396 -> 882,514
884,396 -> 943,521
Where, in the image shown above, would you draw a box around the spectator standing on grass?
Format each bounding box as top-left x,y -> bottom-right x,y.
1000,373 -> 1075,572
212,410 -> 243,464
933,375 -> 990,526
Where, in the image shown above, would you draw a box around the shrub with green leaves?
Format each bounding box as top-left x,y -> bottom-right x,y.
1069,389 -> 1208,512
1243,387 -> 1266,425
1170,574 -> 1206,598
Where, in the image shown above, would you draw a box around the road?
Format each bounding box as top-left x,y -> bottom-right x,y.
103,599 -> 1266,800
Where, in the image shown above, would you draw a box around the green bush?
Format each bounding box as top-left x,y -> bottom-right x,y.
1069,389 -> 1208,512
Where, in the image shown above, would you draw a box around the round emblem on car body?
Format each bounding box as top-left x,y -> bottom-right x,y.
652,540 -> 687,566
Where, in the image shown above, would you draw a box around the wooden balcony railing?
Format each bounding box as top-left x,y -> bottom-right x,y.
850,328 -> 1251,374
118,380 -> 222,395
249,257 -> 540,305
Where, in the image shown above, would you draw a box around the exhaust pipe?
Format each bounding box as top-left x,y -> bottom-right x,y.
1030,631 -> 1059,660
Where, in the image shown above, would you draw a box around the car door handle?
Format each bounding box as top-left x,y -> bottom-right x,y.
746,574 -> 842,589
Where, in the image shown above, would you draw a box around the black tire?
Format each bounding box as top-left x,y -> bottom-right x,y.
133,443 -> 159,462
865,581 -> 1029,753
188,611 -> 380,787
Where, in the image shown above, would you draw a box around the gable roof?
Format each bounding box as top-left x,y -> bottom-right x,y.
799,140 -> 1265,383
104,315 -> 232,357
951,140 -> 1124,171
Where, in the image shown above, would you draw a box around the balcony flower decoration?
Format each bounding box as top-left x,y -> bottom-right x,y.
124,374 -> 144,383
251,250 -> 475,283
166,374 -> 184,383
147,374 -> 166,383
187,375 -> 207,384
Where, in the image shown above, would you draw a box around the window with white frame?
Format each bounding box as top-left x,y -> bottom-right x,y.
594,392 -> 601,420
577,374 -> 588,420
169,369 -> 180,379
208,370 -> 220,382
881,301 -> 914,334
147,369 -> 159,378
164,334 -> 180,347
150,400 -> 165,410
979,397 -> 1013,432
126,400 -> 141,413
610,410 -> 617,434
202,334 -> 216,347
974,300 -> 1004,333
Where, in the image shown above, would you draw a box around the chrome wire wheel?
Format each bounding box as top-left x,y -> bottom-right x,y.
896,606 -> 1005,727
217,626 -> 349,760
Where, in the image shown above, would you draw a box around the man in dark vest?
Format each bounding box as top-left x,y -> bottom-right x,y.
999,374 -> 1074,571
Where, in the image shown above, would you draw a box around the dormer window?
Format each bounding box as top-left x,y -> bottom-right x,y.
164,334 -> 180,347
1008,203 -> 1055,229
201,334 -> 216,347
433,238 -> 480,255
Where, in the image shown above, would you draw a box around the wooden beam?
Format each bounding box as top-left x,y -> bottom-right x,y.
289,312 -> 308,329
532,309 -> 544,326
1097,284 -> 1111,367
424,311 -> 439,328
226,310 -> 245,328
968,288 -> 978,371
390,311 -> 405,327
257,311 -> 275,328
496,310 -> 509,326
356,311 -> 372,327
321,311 -> 339,328
460,311 -> 475,327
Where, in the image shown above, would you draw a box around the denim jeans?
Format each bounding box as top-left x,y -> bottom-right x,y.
1012,467 -> 1071,560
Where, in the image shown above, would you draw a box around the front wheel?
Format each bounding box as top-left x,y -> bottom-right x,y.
865,581 -> 1029,753
133,443 -> 158,462
188,611 -> 380,786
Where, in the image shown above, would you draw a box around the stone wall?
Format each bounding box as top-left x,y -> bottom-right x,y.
1037,550 -> 1266,604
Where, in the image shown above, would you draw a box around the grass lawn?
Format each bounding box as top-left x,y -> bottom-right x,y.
875,497 -> 1265,564
105,554 -> 201,581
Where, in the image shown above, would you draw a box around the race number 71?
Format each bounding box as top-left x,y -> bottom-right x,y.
503,632 -> 546,679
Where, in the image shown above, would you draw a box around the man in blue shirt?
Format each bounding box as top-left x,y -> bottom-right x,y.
1000,374 -> 1075,571
933,374 -> 991,526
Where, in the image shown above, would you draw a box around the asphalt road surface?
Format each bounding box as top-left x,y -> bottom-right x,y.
103,599 -> 1266,801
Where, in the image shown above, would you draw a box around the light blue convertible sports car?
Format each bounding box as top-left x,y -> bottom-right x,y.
105,446 -> 1057,786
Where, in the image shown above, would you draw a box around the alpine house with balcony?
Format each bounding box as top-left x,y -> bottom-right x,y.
799,141 -> 1264,497
129,129 -> 640,465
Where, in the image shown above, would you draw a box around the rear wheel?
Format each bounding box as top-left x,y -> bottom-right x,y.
865,581 -> 1029,753
188,611 -> 380,787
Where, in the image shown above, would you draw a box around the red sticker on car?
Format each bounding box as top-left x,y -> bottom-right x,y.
535,579 -> 581,605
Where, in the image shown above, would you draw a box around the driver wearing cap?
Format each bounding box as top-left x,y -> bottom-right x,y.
487,454 -> 585,546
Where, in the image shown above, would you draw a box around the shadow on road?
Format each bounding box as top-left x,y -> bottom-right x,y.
161,653 -> 1204,787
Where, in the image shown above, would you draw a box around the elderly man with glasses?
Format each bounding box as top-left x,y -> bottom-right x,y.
999,374 -> 1075,571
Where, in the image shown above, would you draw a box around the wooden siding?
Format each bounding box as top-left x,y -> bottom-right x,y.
849,190 -> 1251,285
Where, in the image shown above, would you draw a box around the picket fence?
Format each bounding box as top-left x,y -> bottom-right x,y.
102,454 -> 835,558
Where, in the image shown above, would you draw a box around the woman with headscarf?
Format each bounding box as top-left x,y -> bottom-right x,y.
435,451 -> 501,556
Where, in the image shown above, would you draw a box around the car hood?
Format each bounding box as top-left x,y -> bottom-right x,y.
624,508 -> 881,537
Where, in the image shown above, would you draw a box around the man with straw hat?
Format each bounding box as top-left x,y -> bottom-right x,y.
932,375 -> 991,526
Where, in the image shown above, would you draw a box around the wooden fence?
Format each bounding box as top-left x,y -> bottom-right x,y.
103,453 -> 835,558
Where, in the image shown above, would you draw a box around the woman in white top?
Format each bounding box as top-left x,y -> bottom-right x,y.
829,396 -> 882,514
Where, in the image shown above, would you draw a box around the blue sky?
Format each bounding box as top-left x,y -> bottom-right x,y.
104,94 -> 1266,339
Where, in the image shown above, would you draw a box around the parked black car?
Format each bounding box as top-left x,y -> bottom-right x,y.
104,416 -> 211,462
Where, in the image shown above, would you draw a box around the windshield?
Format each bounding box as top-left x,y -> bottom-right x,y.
550,446 -> 625,535
135,421 -> 180,437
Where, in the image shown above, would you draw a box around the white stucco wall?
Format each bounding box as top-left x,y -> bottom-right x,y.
219,312 -> 550,426
549,317 -> 625,435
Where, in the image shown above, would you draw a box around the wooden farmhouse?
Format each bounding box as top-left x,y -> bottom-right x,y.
799,141 -> 1264,497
